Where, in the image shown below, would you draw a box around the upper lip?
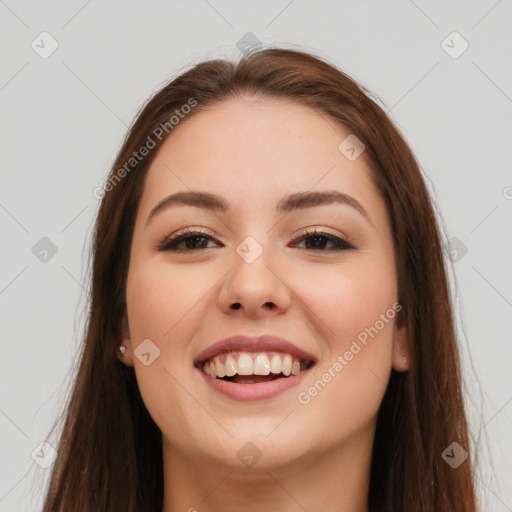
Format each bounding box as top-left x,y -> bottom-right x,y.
193,334 -> 318,366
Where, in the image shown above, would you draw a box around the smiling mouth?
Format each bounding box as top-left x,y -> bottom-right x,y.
197,351 -> 315,384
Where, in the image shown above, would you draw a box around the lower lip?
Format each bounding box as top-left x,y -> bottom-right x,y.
196,367 -> 312,401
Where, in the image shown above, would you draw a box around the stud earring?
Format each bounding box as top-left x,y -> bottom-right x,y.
119,346 -> 126,356
402,356 -> 407,364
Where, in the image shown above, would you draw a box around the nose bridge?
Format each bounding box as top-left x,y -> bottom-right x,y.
231,231 -> 277,288
229,207 -> 276,264
235,233 -> 267,266
219,229 -> 290,314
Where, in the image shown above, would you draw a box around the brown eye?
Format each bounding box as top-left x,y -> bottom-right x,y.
291,229 -> 356,252
158,230 -> 220,252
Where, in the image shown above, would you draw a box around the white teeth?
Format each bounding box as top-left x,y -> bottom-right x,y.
225,354 -> 237,376
282,354 -> 292,376
200,351 -> 311,379
253,353 -> 270,375
269,355 -> 282,374
237,353 -> 254,375
215,358 -> 225,378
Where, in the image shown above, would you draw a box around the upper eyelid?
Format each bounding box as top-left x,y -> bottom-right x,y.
158,228 -> 355,250
162,227 -> 346,243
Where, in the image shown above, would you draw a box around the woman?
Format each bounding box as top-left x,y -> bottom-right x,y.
41,47 -> 478,511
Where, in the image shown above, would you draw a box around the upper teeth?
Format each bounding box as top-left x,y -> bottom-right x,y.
202,352 -> 307,378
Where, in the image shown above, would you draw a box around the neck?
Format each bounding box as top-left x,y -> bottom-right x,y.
161,424 -> 374,512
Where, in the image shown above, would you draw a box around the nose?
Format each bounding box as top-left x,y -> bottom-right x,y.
218,240 -> 291,318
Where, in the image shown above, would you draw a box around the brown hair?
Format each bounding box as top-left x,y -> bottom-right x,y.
40,46 -> 478,511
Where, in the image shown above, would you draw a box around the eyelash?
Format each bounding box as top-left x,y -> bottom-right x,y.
157,227 -> 356,253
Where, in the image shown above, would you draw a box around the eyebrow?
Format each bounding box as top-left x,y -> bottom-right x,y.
146,190 -> 372,226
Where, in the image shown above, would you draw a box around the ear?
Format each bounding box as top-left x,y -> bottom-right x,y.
391,322 -> 410,372
116,315 -> 135,367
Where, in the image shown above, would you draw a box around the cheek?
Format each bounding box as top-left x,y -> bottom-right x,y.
294,256 -> 398,353
292,260 -> 397,431
125,262 -> 215,449
126,259 -> 210,346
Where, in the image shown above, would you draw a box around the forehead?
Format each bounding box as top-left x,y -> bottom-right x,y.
140,97 -> 382,218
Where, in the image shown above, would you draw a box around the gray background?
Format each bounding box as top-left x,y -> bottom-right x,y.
1,1 -> 511,510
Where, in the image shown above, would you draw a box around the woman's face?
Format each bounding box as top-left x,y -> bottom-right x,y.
120,97 -> 409,471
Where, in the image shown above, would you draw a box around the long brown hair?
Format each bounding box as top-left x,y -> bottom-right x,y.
39,46 -> 478,511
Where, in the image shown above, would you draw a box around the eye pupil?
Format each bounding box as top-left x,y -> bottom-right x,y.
188,236 -> 206,249
307,235 -> 328,249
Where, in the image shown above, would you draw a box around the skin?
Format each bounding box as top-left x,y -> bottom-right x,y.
118,97 -> 409,512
